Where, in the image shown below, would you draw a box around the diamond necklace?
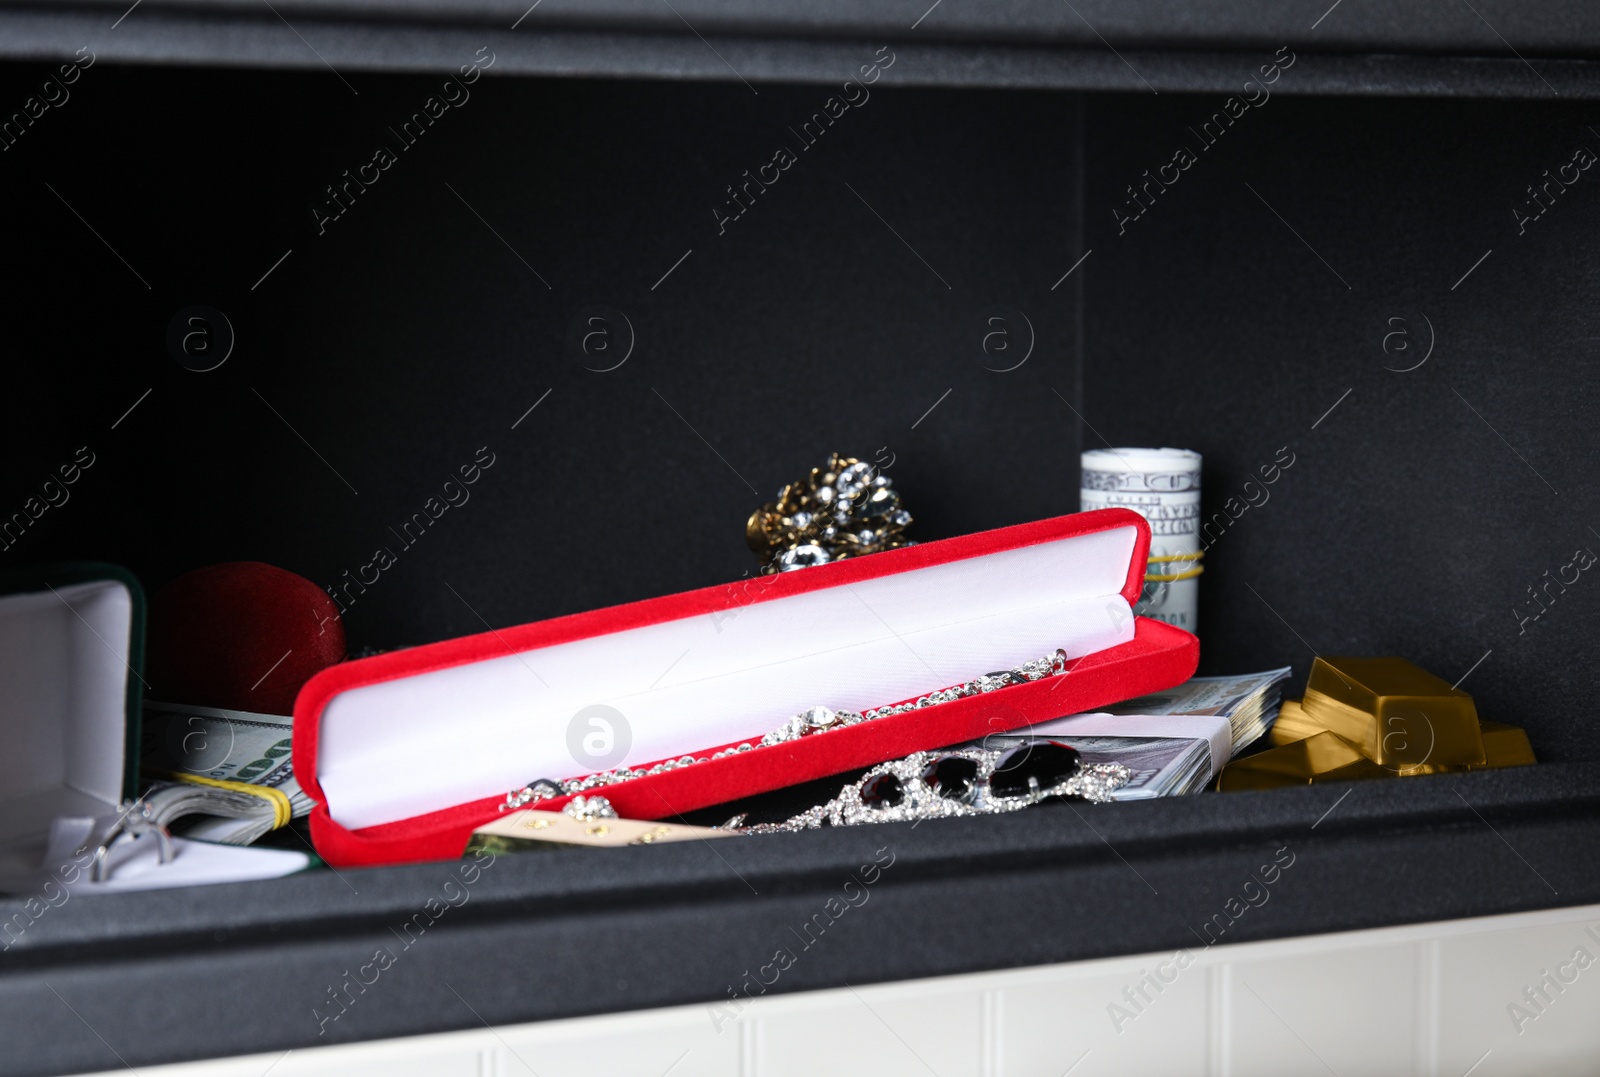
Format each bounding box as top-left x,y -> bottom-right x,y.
726,745 -> 1132,833
501,649 -> 1072,811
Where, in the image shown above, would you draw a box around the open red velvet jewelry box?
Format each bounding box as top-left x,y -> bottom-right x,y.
294,508 -> 1198,868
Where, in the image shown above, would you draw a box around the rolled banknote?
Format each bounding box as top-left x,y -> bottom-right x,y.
140,701 -> 312,844
1080,447 -> 1202,632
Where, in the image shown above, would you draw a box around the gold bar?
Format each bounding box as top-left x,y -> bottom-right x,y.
1268,699 -> 1323,746
1379,723 -> 1536,774
1476,721 -> 1537,768
1216,731 -> 1390,792
1301,656 -> 1485,768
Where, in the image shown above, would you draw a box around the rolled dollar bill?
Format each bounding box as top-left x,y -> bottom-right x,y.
140,701 -> 312,845
1080,447 -> 1202,632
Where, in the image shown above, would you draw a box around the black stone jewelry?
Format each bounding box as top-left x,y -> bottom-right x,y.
723,739 -> 1130,833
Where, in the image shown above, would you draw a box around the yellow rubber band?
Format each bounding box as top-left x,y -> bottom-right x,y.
1144,551 -> 1205,583
1145,566 -> 1205,582
149,771 -> 292,831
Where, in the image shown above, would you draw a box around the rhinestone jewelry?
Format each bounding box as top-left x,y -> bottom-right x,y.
746,453 -> 914,574
729,743 -> 1131,834
758,649 -> 1069,747
500,778 -> 563,811
499,650 -> 1072,811
562,795 -> 618,821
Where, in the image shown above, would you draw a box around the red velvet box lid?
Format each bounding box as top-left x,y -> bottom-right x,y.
294,509 -> 1198,867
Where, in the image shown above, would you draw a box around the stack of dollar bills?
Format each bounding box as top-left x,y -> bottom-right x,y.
1100,668 -> 1292,754
994,711 -> 1231,799
999,669 -> 1292,799
140,702 -> 313,845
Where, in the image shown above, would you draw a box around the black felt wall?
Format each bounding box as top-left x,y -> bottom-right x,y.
1084,89 -> 1600,763
0,60 -> 1083,666
4,60 -> 1596,762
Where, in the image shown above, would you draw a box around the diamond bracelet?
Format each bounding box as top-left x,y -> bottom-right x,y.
501,649 -> 1072,811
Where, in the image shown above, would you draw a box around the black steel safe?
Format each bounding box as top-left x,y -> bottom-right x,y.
2,2 -> 1598,1073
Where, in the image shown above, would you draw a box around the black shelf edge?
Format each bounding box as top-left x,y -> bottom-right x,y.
2,763 -> 1596,1075
3,6 -> 1600,98
11,0 -> 1600,58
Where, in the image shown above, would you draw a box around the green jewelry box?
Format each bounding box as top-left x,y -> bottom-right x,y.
0,562 -> 145,879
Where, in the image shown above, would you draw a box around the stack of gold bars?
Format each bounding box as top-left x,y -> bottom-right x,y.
1217,656 -> 1535,791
